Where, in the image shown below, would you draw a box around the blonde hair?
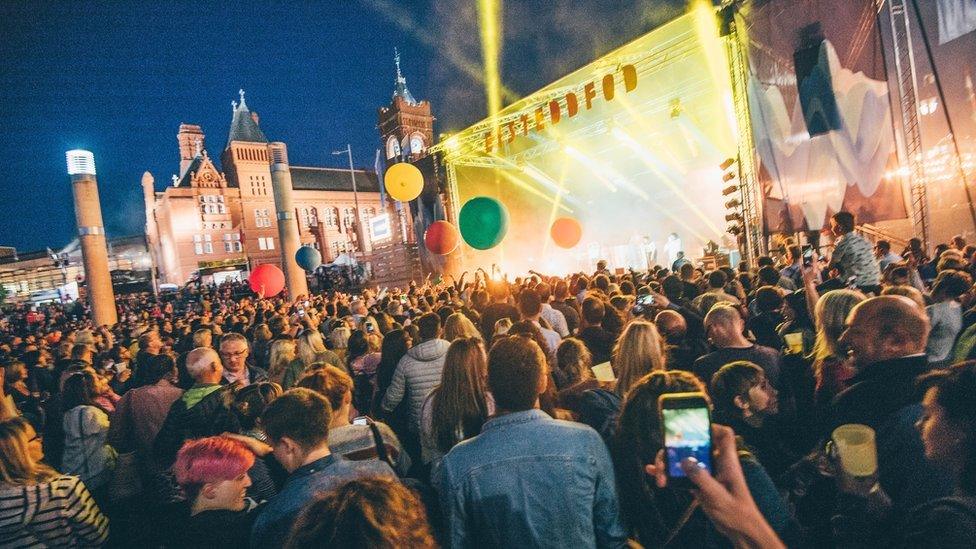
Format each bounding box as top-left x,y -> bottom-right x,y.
297,330 -> 327,368
813,289 -> 866,361
444,313 -> 482,342
268,339 -> 298,385
612,320 -> 667,397
0,417 -> 56,486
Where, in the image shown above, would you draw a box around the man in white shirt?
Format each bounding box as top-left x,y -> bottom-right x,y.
536,283 -> 569,338
518,288 -> 561,360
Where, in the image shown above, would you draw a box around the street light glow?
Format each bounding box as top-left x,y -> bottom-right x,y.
66,150 -> 96,176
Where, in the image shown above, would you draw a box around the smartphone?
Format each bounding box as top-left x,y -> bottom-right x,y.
659,392 -> 713,488
352,416 -> 370,426
638,294 -> 655,307
802,245 -> 814,267
297,307 -> 305,317
400,295 -> 409,304
365,323 -> 375,333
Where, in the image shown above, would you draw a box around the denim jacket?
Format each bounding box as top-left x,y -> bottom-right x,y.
249,453 -> 394,549
435,409 -> 627,548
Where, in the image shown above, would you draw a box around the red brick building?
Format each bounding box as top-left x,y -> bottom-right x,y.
145,91 -> 401,285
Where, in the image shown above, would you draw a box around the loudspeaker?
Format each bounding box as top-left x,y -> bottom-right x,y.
793,28 -> 842,136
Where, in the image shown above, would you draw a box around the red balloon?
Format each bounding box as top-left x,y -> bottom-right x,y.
424,221 -> 460,255
550,217 -> 583,248
249,263 -> 286,298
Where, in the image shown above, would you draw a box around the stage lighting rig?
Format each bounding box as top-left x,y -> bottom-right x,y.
721,155 -> 747,239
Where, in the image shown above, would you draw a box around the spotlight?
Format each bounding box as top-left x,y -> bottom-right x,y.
725,199 -> 741,209
719,157 -> 736,171
727,224 -> 743,235
670,98 -> 683,119
725,213 -> 743,223
722,184 -> 739,196
722,171 -> 736,183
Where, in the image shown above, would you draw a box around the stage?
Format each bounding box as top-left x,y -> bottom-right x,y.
437,5 -> 740,275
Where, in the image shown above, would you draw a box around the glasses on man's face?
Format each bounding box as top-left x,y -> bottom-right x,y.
220,349 -> 247,359
28,433 -> 42,443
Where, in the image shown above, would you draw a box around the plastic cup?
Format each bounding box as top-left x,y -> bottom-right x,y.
784,333 -> 803,354
832,424 -> 878,477
591,362 -> 616,382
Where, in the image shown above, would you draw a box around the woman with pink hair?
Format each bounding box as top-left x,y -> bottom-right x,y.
172,436 -> 262,548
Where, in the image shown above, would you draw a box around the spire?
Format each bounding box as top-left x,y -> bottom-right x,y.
226,88 -> 268,147
393,47 -> 418,106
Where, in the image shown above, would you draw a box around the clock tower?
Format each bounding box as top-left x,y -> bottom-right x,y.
378,49 -> 435,162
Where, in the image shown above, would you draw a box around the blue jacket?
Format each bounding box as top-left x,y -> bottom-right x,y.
435,409 -> 627,548
249,453 -> 395,549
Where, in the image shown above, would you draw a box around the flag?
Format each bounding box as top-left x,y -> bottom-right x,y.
374,149 -> 387,206
938,0 -> 976,45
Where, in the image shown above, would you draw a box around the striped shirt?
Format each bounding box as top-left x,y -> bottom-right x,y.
0,475 -> 109,548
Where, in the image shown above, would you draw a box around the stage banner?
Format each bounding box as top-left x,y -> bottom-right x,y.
742,0 -> 908,233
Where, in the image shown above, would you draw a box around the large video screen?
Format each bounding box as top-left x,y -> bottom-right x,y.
445,6 -> 738,275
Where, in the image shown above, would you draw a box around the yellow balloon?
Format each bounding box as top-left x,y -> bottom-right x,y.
385,162 -> 424,202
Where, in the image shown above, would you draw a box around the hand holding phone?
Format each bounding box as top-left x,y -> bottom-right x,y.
659,392 -> 713,488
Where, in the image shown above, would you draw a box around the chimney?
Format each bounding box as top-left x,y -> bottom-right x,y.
177,123 -> 205,176
250,111 -> 260,126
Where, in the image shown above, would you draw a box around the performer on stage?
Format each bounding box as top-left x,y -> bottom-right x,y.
665,233 -> 682,267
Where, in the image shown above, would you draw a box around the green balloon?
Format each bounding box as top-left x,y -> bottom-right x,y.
459,196 -> 509,250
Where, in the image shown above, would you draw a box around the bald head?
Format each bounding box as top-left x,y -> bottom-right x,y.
655,309 -> 687,343
186,347 -> 222,383
840,296 -> 929,369
703,303 -> 747,348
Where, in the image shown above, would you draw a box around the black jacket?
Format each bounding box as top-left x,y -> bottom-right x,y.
153,384 -> 241,470
830,355 -> 953,513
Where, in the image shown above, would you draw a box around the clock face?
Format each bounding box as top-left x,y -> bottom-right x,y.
387,137 -> 401,159
410,136 -> 424,154
203,171 -> 214,182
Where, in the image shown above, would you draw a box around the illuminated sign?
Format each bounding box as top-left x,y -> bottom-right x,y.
369,214 -> 392,241
483,65 -> 638,153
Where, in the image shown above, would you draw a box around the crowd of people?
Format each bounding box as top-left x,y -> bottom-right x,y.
1,210 -> 975,547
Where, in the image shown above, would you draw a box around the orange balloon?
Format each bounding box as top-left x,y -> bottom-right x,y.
550,217 -> 582,249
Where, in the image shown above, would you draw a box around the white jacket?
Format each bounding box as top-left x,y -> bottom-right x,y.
62,405 -> 116,490
381,338 -> 450,431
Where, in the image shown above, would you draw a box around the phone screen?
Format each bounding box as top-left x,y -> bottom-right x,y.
662,404 -> 712,479
802,245 -> 814,266
638,294 -> 655,307
352,416 -> 369,426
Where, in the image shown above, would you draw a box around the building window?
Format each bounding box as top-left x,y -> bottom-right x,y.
258,237 -> 275,251
301,207 -> 318,227
255,208 -> 272,228
332,241 -> 348,254
363,207 -> 376,220
324,208 -> 338,228
343,207 -> 356,228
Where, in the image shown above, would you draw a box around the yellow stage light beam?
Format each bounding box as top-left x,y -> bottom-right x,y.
362,0 -> 520,103
496,170 -> 574,214
542,161 -> 570,259
612,126 -> 724,237
563,145 -> 619,193
478,0 -> 503,130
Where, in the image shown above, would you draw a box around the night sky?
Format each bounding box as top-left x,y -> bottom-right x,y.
1,0 -> 971,252
0,0 -> 684,252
